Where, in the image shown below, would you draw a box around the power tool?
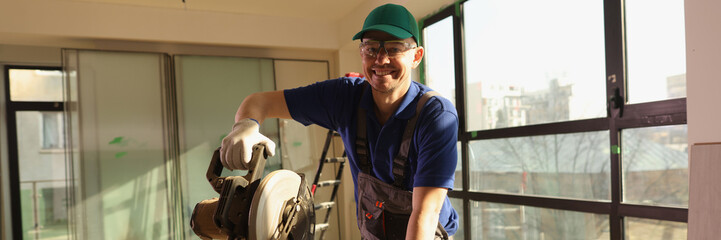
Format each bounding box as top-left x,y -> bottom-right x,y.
190,145 -> 315,240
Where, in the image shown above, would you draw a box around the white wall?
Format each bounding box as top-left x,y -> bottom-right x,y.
0,0 -> 338,50
685,0 -> 721,145
685,0 -> 721,238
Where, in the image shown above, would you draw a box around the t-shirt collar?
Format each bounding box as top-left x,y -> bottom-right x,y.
359,81 -> 421,120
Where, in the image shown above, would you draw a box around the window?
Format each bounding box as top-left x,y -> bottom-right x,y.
468,131 -> 610,200
622,125 -> 688,207
422,0 -> 688,239
42,112 -> 65,150
8,69 -> 63,102
423,15 -> 457,106
625,0 -> 687,103
471,201 -> 609,240
4,66 -> 68,240
463,0 -> 606,131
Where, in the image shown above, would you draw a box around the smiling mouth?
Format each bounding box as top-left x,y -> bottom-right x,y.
373,69 -> 395,76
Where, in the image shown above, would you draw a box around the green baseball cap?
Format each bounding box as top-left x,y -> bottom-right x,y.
352,4 -> 420,44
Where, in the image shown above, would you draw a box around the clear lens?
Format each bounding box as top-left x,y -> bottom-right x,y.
360,42 -> 380,57
383,42 -> 407,54
360,40 -> 413,58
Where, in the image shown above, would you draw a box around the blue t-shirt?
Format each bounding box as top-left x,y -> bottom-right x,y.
284,77 -> 459,235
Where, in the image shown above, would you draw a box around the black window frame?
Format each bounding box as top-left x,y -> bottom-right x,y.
421,2 -> 688,240
4,65 -> 65,240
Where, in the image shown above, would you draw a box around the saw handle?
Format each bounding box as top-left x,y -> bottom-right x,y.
207,144 -> 268,194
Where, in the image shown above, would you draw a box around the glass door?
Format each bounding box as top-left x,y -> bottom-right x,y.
62,50 -> 179,239
173,55 -> 280,238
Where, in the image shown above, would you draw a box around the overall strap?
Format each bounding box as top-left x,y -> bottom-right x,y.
392,90 -> 439,188
354,83 -> 440,187
356,82 -> 372,174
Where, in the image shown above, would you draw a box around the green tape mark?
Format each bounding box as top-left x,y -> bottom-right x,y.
115,152 -> 128,158
455,1 -> 461,16
109,137 -> 124,145
471,131 -> 478,138
611,145 -> 620,154
293,141 -> 302,147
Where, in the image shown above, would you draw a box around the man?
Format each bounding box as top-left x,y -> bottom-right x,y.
220,4 -> 458,239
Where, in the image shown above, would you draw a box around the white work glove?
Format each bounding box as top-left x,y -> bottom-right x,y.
220,118 -> 276,170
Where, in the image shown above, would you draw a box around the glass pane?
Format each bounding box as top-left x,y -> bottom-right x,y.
423,16 -> 456,106
174,55 -> 278,239
449,198 -> 464,239
41,113 -> 65,149
626,0 -> 686,103
622,125 -> 688,207
625,217 -> 687,240
469,131 -> 610,200
16,111 -> 69,240
273,60 -> 339,238
455,142 -> 462,190
463,0 -> 607,131
274,60 -> 333,180
470,201 -> 609,240
9,69 -> 63,102
66,50 -> 172,239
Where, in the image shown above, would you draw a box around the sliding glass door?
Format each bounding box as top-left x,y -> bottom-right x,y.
173,55 -> 280,238
60,49 -> 333,240
63,50 -> 178,239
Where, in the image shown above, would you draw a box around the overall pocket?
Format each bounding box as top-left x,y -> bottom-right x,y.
383,210 -> 411,239
358,193 -> 386,240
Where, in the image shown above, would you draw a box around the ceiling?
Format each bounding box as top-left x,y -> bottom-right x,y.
70,0 -> 368,22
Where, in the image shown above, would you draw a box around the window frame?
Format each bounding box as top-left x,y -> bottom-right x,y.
421,2 -> 688,240
3,65 -> 65,240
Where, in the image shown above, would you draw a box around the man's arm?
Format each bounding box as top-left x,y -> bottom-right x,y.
406,186 -> 448,240
235,90 -> 292,123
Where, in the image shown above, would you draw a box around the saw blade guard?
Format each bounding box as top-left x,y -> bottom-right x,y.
248,170 -> 315,240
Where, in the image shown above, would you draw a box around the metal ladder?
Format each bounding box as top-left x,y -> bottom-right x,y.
311,130 -> 347,240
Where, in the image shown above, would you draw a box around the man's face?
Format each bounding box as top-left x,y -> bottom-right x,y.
360,31 -> 423,95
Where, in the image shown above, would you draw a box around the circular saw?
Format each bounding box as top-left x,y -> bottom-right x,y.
190,145 -> 315,240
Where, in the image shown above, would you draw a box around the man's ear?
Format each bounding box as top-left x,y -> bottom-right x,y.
412,47 -> 424,68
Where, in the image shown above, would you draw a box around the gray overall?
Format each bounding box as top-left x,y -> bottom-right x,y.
355,84 -> 450,240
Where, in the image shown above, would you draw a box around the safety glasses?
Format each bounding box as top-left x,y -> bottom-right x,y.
359,40 -> 416,58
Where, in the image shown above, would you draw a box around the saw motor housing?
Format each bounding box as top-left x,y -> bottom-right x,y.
190,145 -> 315,240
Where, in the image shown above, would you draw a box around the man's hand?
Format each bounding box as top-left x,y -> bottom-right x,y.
220,118 -> 276,170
